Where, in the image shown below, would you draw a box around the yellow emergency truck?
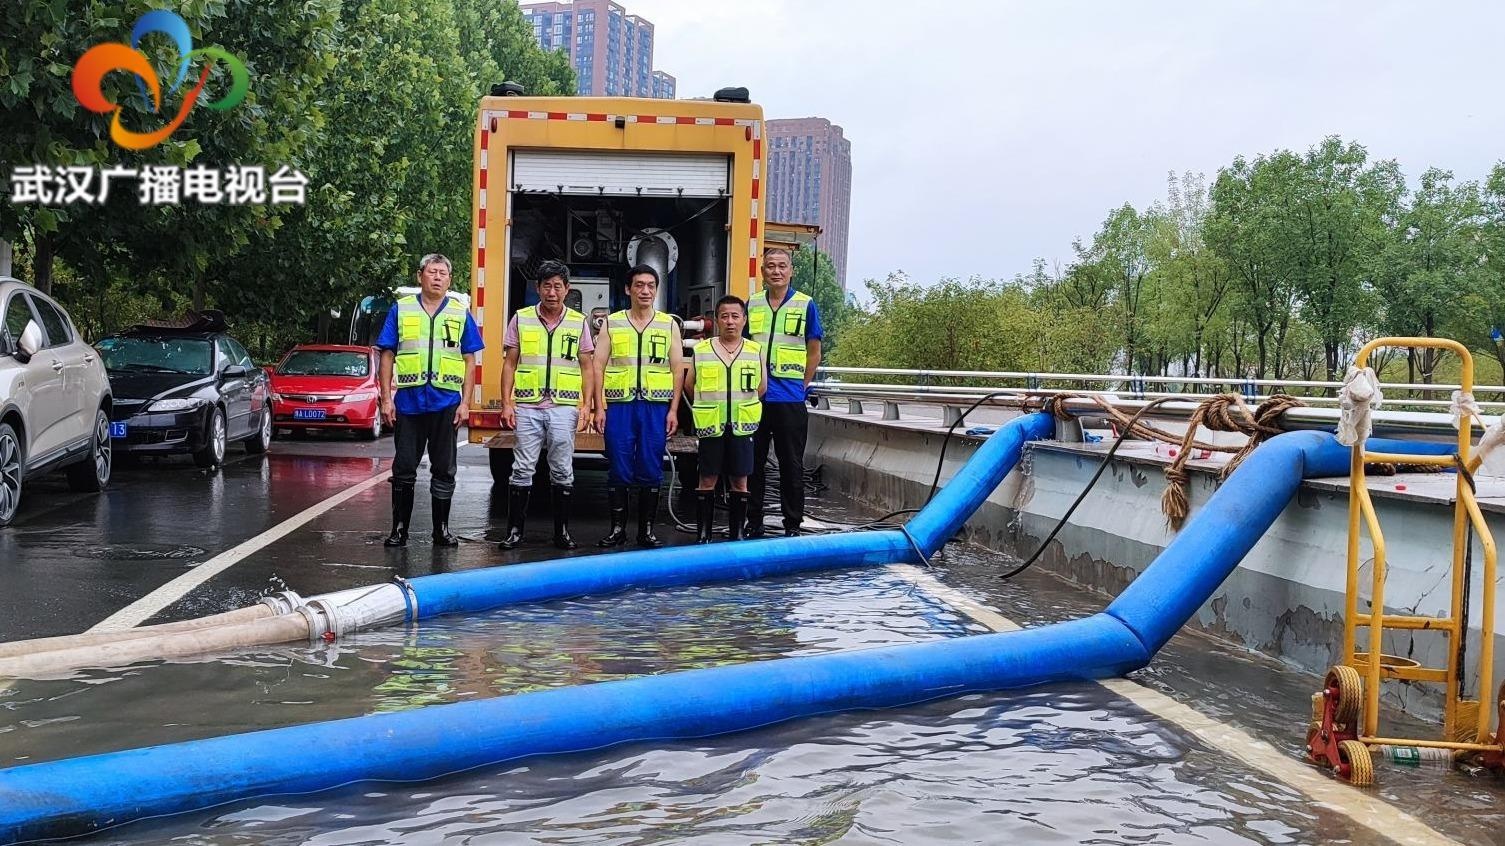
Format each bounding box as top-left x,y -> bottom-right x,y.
464,84 -> 768,484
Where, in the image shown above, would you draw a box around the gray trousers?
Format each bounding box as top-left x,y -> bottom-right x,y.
510,404 -> 579,487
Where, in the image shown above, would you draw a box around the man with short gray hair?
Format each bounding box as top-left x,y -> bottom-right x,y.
746,247 -> 823,537
376,253 -> 483,547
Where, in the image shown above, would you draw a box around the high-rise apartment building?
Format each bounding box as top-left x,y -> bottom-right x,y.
521,1 -> 675,99
651,70 -> 676,100
765,118 -> 852,289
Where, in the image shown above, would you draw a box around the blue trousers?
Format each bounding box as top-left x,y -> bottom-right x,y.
605,400 -> 668,486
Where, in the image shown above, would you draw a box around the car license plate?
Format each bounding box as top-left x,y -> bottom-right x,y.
109,422 -> 128,438
293,408 -> 327,420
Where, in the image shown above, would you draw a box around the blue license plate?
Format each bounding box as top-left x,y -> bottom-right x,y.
293,408 -> 327,420
109,422 -> 128,438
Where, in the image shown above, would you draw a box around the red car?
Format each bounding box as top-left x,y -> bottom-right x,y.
268,345 -> 385,439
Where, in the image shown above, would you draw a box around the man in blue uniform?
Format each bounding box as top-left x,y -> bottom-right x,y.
746,248 -> 823,537
376,254 -> 484,547
591,265 -> 684,548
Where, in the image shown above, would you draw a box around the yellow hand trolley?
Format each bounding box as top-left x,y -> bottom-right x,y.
1306,337 -> 1505,785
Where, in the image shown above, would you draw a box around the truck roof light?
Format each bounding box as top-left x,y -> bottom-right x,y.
713,86 -> 749,103
491,81 -> 525,97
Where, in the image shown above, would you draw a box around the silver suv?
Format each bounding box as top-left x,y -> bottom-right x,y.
0,277 -> 114,526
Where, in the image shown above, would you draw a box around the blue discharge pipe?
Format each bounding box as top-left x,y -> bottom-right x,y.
0,420 -> 1456,841
406,411 -> 1059,619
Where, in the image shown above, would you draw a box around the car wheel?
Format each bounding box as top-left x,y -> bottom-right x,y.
66,408 -> 112,492
193,407 -> 227,468
360,414 -> 382,441
0,423 -> 22,527
244,407 -> 272,454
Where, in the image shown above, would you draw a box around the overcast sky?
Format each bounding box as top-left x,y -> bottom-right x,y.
628,0 -> 1505,293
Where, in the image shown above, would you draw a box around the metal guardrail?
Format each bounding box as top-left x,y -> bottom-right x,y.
815,366 -> 1505,398
808,366 -> 1502,439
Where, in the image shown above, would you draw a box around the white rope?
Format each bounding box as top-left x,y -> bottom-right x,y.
1476,415 -> 1505,478
1444,389 -> 1505,477
1449,389 -> 1485,431
1336,366 -> 1382,447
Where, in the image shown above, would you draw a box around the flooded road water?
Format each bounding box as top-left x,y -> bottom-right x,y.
3,440 -> 1505,844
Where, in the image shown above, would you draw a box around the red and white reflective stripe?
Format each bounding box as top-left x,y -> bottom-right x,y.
477,110 -> 765,294
474,124 -> 489,326
748,120 -> 762,291
483,109 -> 755,129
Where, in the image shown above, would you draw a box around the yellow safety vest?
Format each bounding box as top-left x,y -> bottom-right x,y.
513,306 -> 586,405
690,339 -> 762,437
748,289 -> 812,380
603,310 -> 675,403
393,295 -> 467,392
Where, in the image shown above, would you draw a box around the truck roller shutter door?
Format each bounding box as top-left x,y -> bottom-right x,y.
511,151 -> 730,198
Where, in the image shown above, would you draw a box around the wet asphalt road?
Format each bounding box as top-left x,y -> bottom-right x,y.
0,430 -> 693,641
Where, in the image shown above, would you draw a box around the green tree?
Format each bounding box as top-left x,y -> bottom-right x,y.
791,246 -> 847,353
1019,258 -> 1117,374
1146,172 -> 1231,377
451,0 -> 575,98
1374,168 -> 1486,382
831,275 -> 1041,380
1,0 -> 339,297
208,0 -> 575,353
1207,152 -> 1302,378
1462,162 -> 1505,381
1072,203 -> 1154,374
1289,137 -> 1403,380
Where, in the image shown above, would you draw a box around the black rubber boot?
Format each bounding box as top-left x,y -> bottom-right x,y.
499,485 -> 530,550
597,486 -> 630,547
552,485 -> 579,550
432,497 -> 460,547
636,486 -> 664,548
745,501 -> 765,539
728,491 -> 749,541
384,486 -> 414,547
695,490 -> 716,544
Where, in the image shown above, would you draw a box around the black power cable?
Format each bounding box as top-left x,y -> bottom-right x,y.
925,391 -> 1031,505
1455,453 -> 1475,701
997,397 -> 1176,580
719,390 -> 1173,569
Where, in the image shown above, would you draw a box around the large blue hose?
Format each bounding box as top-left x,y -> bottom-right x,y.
1105,432 -> 1453,654
0,420 -> 1455,840
0,615 -> 1147,843
407,411 -> 1059,619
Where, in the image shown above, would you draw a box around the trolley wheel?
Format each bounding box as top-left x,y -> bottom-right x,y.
1305,725 -> 1326,765
1337,739 -> 1374,787
1311,692 -> 1326,724
1325,664 -> 1363,727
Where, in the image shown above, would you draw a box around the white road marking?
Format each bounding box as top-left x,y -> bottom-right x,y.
89,434 -> 470,633
885,564 -> 1460,846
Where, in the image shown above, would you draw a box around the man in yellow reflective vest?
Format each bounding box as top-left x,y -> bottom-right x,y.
499,260 -> 595,551
377,254 -> 482,547
591,264 -> 684,548
746,247 -> 823,537
685,295 -> 765,543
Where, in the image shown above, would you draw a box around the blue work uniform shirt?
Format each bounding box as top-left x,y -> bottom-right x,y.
375,295 -> 485,416
759,286 -> 823,403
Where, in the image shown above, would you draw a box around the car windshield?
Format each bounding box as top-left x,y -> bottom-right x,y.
96,336 -> 213,375
278,350 -> 370,377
